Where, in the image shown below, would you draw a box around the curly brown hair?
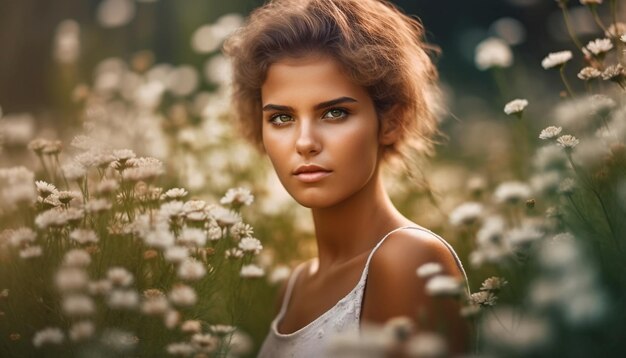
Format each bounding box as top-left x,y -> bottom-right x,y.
223,0 -> 442,167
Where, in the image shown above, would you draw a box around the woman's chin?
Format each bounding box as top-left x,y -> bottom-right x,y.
291,194 -> 338,210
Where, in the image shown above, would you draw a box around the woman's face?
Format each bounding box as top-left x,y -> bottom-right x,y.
260,54 -> 383,208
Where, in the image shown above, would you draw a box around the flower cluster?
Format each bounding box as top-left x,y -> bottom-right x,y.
0,138 -> 262,356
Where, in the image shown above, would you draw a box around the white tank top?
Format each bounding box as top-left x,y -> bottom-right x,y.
257,226 -> 469,358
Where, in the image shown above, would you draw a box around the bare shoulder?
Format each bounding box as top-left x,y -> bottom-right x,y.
361,226 -> 465,324
369,226 -> 463,280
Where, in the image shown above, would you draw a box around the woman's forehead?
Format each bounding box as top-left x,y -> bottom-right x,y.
261,54 -> 368,105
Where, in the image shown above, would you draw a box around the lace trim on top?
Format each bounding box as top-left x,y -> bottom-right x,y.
269,225 -> 469,339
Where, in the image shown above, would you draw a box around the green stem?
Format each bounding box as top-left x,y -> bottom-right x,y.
566,153 -> 621,249
590,6 -> 609,35
490,67 -> 510,102
36,154 -> 52,183
610,0 -> 624,65
560,66 -> 576,98
515,116 -> 529,179
560,3 -> 584,51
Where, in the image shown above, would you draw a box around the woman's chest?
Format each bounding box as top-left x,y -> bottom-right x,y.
278,257 -> 368,334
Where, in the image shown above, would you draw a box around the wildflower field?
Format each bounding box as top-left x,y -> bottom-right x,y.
1,0 -> 626,356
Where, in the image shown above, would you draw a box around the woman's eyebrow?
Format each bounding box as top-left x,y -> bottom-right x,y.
262,96 -> 358,112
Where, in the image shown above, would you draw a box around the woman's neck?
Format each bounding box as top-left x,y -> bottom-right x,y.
310,170 -> 411,273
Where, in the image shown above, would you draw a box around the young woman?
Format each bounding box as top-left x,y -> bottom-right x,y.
224,0 -> 470,356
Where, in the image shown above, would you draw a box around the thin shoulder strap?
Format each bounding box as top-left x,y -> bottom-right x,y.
360,226 -> 471,295
277,261 -> 308,319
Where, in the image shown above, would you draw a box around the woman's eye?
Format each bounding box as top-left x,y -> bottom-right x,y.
269,114 -> 293,125
324,108 -> 348,119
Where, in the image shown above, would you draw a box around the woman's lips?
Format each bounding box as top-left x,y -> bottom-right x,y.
294,170 -> 332,183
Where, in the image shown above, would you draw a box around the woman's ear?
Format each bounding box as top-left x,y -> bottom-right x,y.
379,106 -> 402,146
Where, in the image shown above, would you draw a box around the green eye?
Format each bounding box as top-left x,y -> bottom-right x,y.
325,109 -> 347,119
270,114 -> 293,125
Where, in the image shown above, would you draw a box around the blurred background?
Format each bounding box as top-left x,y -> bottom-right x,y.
0,0 -> 596,113
2,0 -> 626,356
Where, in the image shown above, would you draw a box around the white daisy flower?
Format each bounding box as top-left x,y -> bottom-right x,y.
541,51 -> 573,69
169,285 -> 198,306
35,209 -> 68,229
191,333 -> 220,353
177,259 -> 207,281
480,276 -> 509,292
107,289 -> 140,309
209,205 -> 242,226
238,237 -> 263,255
62,294 -> 95,316
19,245 -> 43,259
269,265 -> 291,284
9,227 -> 37,247
158,200 -> 185,219
209,324 -> 237,336
178,227 -> 206,247
141,295 -> 169,316
585,38 -> 613,55
558,178 -> 576,195
107,267 -> 134,287
55,268 -> 89,292
122,157 -> 164,182
32,327 -> 64,347
166,342 -> 195,356
62,162 -> 87,181
100,329 -> 137,351
164,246 -> 189,263
503,99 -> 528,115
494,181 -> 532,204
163,188 -> 188,200
470,291 -> 498,306
181,320 -> 202,333
406,332 -> 448,358
577,67 -> 602,80
183,199 -> 206,213
506,224 -> 544,247
63,249 -> 91,267
240,264 -> 265,278
449,202 -> 483,226
35,180 -> 58,198
539,126 -> 563,140
225,248 -> 244,259
144,229 -> 175,249
164,309 -> 181,329
112,149 -> 136,162
230,222 -> 254,240
474,37 -> 513,70
601,63 -> 625,81
220,187 -> 254,206
69,228 -> 99,244
425,275 -> 463,297
207,223 -> 223,241
69,321 -> 95,341
556,134 -> 580,149
84,198 -> 112,213
88,279 -> 113,296
416,262 -> 443,278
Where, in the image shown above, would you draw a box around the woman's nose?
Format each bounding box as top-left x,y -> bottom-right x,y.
295,120 -> 321,157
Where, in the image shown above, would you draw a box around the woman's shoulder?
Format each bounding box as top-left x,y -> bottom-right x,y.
360,225 -> 465,323
369,225 -> 462,279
